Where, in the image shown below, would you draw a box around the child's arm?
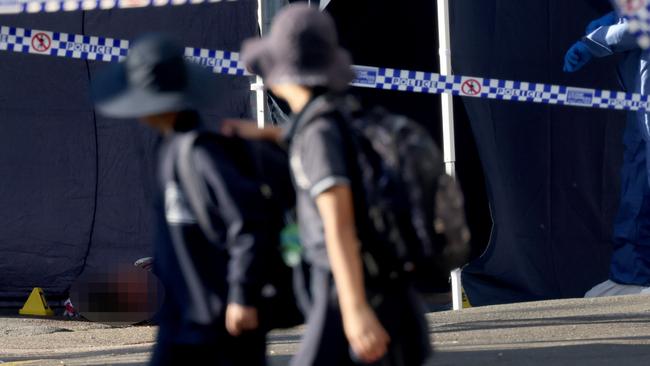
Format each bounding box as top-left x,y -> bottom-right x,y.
316,185 -> 390,364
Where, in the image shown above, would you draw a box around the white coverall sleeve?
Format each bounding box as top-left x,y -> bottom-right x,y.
583,19 -> 639,57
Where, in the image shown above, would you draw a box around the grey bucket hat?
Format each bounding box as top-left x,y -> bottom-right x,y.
92,33 -> 216,118
241,4 -> 355,91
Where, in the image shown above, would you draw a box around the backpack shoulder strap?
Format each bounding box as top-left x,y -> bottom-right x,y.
176,131 -> 220,244
167,132 -> 222,325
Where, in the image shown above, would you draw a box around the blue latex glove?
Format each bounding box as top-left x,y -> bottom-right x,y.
563,41 -> 593,73
585,11 -> 619,34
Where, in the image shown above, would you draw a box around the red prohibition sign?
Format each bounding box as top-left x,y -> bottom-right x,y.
625,0 -> 645,12
31,33 -> 51,53
461,79 -> 482,96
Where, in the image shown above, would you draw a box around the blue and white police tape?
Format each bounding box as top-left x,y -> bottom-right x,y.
0,0 -> 235,15
2,24 -> 650,112
0,25 -> 246,75
613,0 -> 650,48
351,66 -> 650,112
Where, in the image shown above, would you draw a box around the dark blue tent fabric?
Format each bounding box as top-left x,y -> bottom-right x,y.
451,0 -> 626,305
326,0 -> 625,305
0,2 -> 256,300
0,0 -> 633,308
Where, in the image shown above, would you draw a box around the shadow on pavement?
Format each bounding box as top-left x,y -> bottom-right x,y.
269,354 -> 292,366
432,343 -> 650,366
432,313 -> 650,334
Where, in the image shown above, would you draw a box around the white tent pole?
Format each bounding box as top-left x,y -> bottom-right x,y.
254,0 -> 267,128
437,0 -> 463,311
437,0 -> 456,177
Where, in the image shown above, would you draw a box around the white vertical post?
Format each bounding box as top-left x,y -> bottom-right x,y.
255,0 -> 266,128
450,268 -> 463,310
437,0 -> 456,177
255,76 -> 266,128
437,0 -> 463,310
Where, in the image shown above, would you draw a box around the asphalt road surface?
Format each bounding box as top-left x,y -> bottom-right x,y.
1,294 -> 649,365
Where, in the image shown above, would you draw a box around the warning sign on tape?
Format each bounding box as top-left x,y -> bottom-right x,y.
2,25 -> 650,112
0,0 -> 236,15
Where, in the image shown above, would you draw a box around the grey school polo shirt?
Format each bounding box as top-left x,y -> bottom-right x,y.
284,95 -> 350,269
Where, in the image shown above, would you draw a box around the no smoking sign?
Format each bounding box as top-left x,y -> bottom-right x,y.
461,79 -> 482,96
31,32 -> 51,53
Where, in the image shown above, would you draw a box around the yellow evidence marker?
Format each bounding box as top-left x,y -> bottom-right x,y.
19,287 -> 55,316
462,287 -> 473,308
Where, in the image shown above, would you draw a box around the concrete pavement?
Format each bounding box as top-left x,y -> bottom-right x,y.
0,294 -> 649,365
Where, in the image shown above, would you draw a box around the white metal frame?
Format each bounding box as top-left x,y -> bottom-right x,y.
436,0 -> 464,311
253,0 -> 267,128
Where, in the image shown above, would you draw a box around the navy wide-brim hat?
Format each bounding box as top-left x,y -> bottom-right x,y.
241,4 -> 355,92
93,33 -> 216,119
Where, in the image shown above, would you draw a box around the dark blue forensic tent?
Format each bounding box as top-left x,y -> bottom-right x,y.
325,0 -> 624,306
0,0 -> 632,308
450,0 -> 626,305
0,1 -> 257,305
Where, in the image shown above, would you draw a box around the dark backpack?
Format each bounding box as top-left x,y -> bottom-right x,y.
335,100 -> 471,293
176,131 -> 304,330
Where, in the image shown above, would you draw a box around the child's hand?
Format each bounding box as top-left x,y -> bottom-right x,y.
220,119 -> 283,142
342,304 -> 391,364
225,303 -> 259,336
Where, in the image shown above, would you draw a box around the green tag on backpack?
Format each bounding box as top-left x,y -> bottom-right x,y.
280,223 -> 302,267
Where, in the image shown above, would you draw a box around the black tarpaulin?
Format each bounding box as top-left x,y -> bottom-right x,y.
327,0 -> 624,305
0,1 -> 257,300
451,0 -> 624,305
0,0 -> 633,307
